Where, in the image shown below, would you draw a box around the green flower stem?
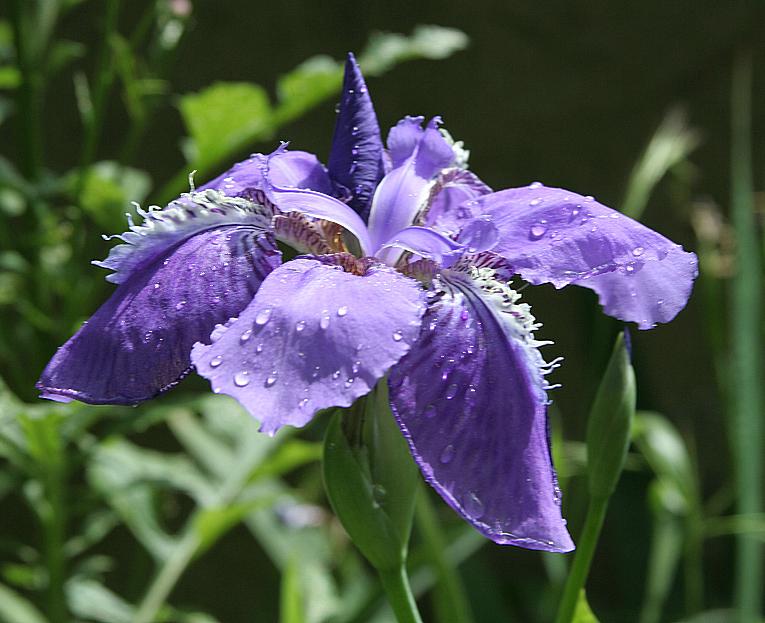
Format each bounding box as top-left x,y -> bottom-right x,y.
415,490 -> 474,623
554,495 -> 608,623
42,459 -> 68,623
730,49 -> 763,623
378,566 -> 423,623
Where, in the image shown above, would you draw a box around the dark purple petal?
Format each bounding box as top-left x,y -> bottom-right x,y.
469,184 -> 698,329
191,256 -> 426,435
367,117 -> 455,251
38,227 -> 280,404
388,269 -> 573,552
328,53 -> 384,220
200,149 -> 332,198
423,168 -> 492,236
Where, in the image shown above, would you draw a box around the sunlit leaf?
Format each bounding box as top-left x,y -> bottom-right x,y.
66,578 -> 134,623
0,582 -> 47,623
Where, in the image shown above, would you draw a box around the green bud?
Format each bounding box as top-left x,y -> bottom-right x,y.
322,382 -> 418,571
586,332 -> 637,500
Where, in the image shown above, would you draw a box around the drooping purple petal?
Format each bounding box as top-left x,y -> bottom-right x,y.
378,226 -> 464,268
423,168 -> 492,236
38,227 -> 280,404
388,269 -> 573,552
327,53 -> 384,220
468,184 -> 698,329
259,153 -> 374,255
191,255 -> 426,435
367,117 -> 455,252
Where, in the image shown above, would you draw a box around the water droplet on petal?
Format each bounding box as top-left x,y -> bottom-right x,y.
255,343 -> 263,354
153,282 -> 161,290
657,299 -> 664,306
337,305 -> 348,317
632,246 -> 645,257
255,308 -> 271,325
392,331 -> 404,342
320,310 -> 331,330
529,197 -> 541,207
240,328 -> 252,342
344,378 -> 354,388
210,355 -> 223,368
463,492 -> 484,518
265,373 -> 277,387
234,371 -> 250,387
175,300 -> 187,311
295,320 -> 306,332
352,361 -> 361,374
529,222 -> 548,240
332,370 -> 341,380
440,444 -> 455,464
529,181 -> 543,189
445,383 -> 459,400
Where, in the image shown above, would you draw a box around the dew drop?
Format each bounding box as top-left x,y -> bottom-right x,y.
445,383 -> 459,400
265,373 -> 277,387
529,222 -> 548,240
440,444 -> 456,464
372,484 -> 386,504
337,305 -> 348,317
632,246 -> 645,257
240,328 -> 252,342
463,492 -> 484,518
352,361 -> 361,374
153,282 -> 161,290
295,320 -> 306,332
175,300 -> 187,311
210,355 -> 223,368
320,310 -> 331,330
529,181 -> 543,189
255,308 -> 271,325
344,378 -> 354,388
392,330 -> 404,342
529,197 -> 541,207
332,370 -> 341,380
234,371 -> 250,387
255,343 -> 263,354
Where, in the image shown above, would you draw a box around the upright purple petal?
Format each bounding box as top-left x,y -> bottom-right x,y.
38,226 -> 280,404
259,152 -> 374,255
201,149 -> 333,199
367,117 -> 455,251
191,255 -> 426,435
388,269 -> 573,552
423,168 -> 492,236
328,53 -> 384,220
470,185 -> 698,329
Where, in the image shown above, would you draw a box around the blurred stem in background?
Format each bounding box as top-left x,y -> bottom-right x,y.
555,333 -> 636,623
729,49 -> 763,623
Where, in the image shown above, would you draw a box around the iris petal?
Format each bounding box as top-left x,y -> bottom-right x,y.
327,53 -> 385,220
388,268 -> 573,552
38,226 -> 280,404
191,255 -> 426,435
466,185 -> 698,329
367,117 -> 455,251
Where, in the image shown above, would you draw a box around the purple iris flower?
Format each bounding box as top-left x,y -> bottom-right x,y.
37,54 -> 697,553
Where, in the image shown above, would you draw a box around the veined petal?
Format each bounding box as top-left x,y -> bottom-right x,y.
38,226 -> 280,404
328,53 -> 384,220
191,255 -> 426,435
378,226 -> 464,267
259,152 -> 374,255
470,185 -> 698,329
423,168 -> 492,236
95,190 -> 272,284
367,117 -> 455,252
388,267 -> 573,552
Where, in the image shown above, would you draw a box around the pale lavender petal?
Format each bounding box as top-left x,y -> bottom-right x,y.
388,269 -> 573,552
191,255 -> 426,435
200,149 -> 332,198
328,53 -> 384,219
38,227 -> 280,404
456,216 -> 499,253
423,168 -> 492,236
378,226 -> 464,267
367,117 -> 455,251
259,153 -> 374,255
470,184 -> 698,329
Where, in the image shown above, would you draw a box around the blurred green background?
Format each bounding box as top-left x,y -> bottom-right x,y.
0,1 -> 763,622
